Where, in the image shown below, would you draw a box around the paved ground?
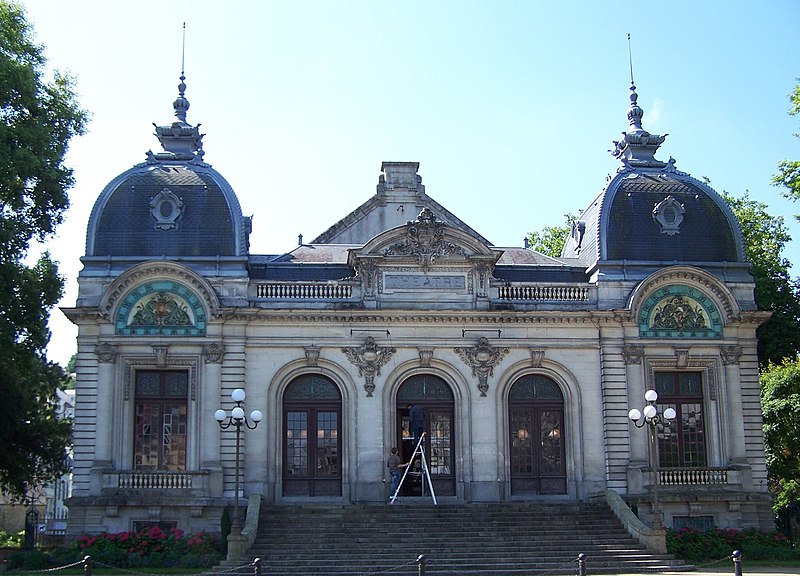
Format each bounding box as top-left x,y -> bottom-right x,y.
615,568 -> 800,575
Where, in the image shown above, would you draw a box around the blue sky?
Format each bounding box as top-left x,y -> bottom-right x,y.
19,1 -> 800,366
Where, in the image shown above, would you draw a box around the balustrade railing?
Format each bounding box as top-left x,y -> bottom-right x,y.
497,284 -> 590,302
118,471 -> 196,489
255,282 -> 353,300
659,467 -> 730,486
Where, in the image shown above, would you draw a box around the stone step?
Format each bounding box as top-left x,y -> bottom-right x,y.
237,502 -> 691,576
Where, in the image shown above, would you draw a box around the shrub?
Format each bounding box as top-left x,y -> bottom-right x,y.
6,550 -> 49,570
0,530 -> 23,548
6,527 -> 223,570
667,526 -> 800,561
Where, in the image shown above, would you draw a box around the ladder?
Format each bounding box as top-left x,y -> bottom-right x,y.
390,433 -> 437,505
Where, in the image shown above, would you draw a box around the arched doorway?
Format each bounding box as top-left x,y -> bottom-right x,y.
396,375 -> 455,497
508,374 -> 566,495
282,374 -> 342,497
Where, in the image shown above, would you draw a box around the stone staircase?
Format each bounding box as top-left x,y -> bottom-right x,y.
238,501 -> 691,575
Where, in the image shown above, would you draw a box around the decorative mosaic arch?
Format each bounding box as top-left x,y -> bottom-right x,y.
638,284 -> 723,339
115,280 -> 207,336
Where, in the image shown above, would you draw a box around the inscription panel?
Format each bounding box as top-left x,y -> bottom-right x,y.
384,274 -> 466,291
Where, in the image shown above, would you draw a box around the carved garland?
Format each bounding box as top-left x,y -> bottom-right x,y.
454,337 -> 509,397
341,337 -> 396,397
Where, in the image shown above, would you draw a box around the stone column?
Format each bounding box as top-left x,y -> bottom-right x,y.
202,342 -> 224,497
93,343 -> 118,465
720,345 -> 747,464
623,345 -> 648,495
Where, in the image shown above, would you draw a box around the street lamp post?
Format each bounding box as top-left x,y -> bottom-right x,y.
628,389 -> 676,529
215,388 -> 262,561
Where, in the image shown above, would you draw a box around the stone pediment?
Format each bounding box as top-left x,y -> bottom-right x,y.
348,208 -> 500,267
347,208 -> 502,310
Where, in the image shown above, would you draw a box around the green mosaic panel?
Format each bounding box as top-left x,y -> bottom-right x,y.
638,284 -> 723,339
115,280 -> 206,336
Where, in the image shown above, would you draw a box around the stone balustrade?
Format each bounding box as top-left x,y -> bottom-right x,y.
497,284 -> 591,302
659,467 -> 730,486
255,282 -> 353,300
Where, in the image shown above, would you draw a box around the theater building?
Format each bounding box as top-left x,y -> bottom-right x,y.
63,76 -> 772,538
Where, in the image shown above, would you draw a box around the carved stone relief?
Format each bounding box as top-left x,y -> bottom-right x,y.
529,349 -> 545,367
202,342 -> 225,363
95,342 -> 119,363
153,345 -> 170,368
383,208 -> 466,267
652,195 -> 686,236
418,347 -> 434,368
455,337 -> 509,397
622,345 -> 644,365
674,347 -> 690,369
720,345 -> 742,365
341,337 -> 396,397
305,345 -> 320,367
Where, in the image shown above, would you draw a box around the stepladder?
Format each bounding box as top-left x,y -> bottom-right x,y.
390,432 -> 437,505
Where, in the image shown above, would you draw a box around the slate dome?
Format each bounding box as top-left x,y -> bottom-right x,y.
85,75 -> 249,259
563,83 -> 745,267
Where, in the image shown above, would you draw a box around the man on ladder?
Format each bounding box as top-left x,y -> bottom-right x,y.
389,433 -> 437,505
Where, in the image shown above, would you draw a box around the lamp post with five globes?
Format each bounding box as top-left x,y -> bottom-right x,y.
214,388 -> 262,560
628,389 -> 676,528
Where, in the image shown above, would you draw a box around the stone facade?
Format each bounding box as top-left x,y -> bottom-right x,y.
62,77 -> 773,539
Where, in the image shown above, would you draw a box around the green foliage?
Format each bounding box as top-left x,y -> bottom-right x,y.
5,549 -> 49,570
667,527 -> 797,562
526,213 -> 577,257
0,530 -> 23,548
761,360 -> 800,513
7,527 -> 223,570
0,1 -> 87,500
220,507 -> 231,544
773,80 -> 800,217
721,190 -> 800,366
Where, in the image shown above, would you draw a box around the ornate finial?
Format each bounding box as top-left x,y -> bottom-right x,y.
148,23 -> 206,164
173,23 -> 190,124
610,34 -> 668,168
627,34 -> 634,87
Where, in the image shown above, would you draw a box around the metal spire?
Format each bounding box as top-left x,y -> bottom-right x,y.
610,34 -> 668,168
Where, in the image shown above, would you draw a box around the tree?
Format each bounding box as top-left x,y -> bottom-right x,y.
761,360 -> 800,514
722,191 -> 800,367
773,79 -> 800,217
526,213 -> 576,257
0,1 -> 87,500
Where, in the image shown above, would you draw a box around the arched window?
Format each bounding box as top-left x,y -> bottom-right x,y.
508,374 -> 566,495
654,371 -> 706,468
283,375 -> 342,497
396,375 -> 455,497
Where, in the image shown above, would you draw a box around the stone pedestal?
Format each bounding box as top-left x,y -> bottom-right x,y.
226,529 -> 248,561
